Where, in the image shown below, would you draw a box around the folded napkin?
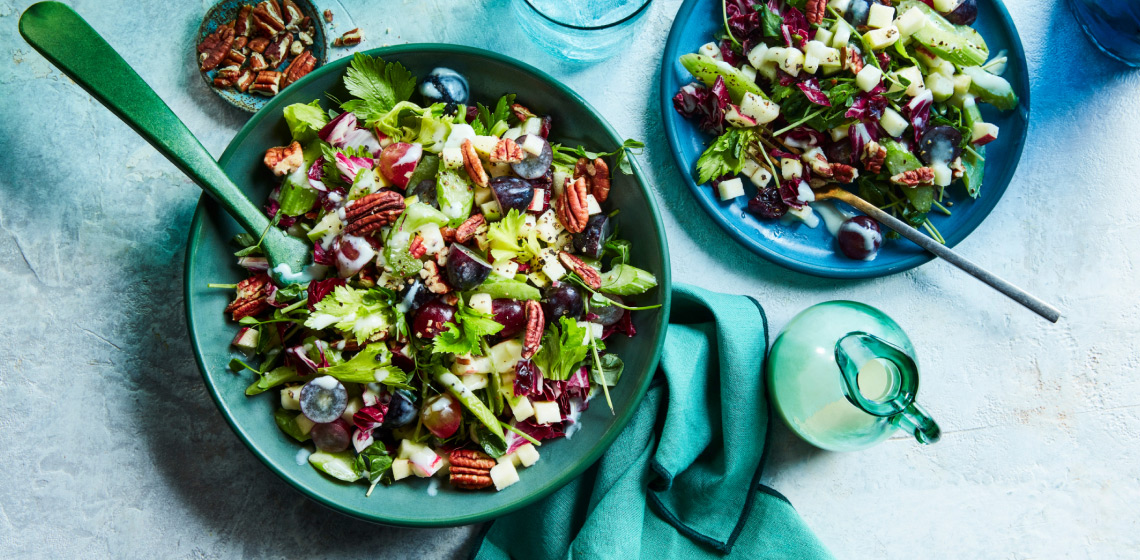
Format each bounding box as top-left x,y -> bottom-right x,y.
472,284 -> 834,560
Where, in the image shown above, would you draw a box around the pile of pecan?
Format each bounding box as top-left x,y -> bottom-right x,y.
198,0 -> 319,97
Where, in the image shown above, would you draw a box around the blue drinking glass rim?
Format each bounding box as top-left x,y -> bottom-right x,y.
520,0 -> 653,31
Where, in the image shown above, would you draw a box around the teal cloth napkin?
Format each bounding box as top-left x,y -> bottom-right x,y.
472,284 -> 834,560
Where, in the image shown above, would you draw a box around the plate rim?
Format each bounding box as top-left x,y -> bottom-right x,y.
659,0 -> 1031,279
184,43 -> 672,527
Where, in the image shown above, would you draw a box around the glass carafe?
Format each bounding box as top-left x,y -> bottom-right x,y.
767,301 -> 940,451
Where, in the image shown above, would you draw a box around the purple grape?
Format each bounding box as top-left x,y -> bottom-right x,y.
837,216 -> 883,260
916,126 -> 963,166
410,178 -> 438,209
944,0 -> 977,25
490,176 -> 535,213
299,376 -> 349,424
826,141 -> 854,166
491,299 -> 526,338
590,295 -> 625,326
310,418 -> 351,452
383,389 -> 417,428
542,283 -> 584,322
844,0 -> 874,26
446,244 -> 492,291
511,135 -> 553,179
412,298 -> 457,339
572,214 -> 612,259
421,394 -> 461,438
399,278 -> 434,314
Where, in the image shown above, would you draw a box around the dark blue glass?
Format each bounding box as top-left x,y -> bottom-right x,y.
1069,0 -> 1140,66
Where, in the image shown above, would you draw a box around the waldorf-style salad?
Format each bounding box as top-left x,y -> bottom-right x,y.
217,53 -> 655,495
674,0 -> 1017,261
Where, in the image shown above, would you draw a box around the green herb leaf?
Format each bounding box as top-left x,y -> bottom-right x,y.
274,408 -> 311,442
283,100 -> 328,143
319,342 -> 411,386
551,139 -> 645,175
590,353 -> 624,387
433,303 -> 505,356
756,4 -> 784,38
305,285 -> 398,344
603,238 -> 631,267
599,264 -> 658,296
488,208 -> 542,263
534,317 -> 591,381
353,442 -> 394,495
245,366 -> 302,396
695,128 -> 754,184
340,53 -> 417,125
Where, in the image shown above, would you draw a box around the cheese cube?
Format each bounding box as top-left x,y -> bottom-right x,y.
521,213 -> 537,235
577,321 -> 604,342
813,28 -> 834,47
830,125 -> 850,141
295,414 -> 315,436
855,65 -> 883,92
778,47 -> 805,77
502,127 -> 522,141
717,177 -> 745,201
341,397 -> 363,424
487,162 -> 512,178
474,185 -> 494,205
741,159 -> 772,188
511,396 -> 535,422
490,339 -> 524,374
490,461 -> 520,490
520,134 -> 545,156
280,384 -> 302,410
497,452 -> 521,466
747,43 -> 769,68
480,200 -> 502,221
515,443 -> 540,467
739,64 -> 757,83
552,170 -> 570,197
391,459 -> 412,481
895,7 -> 928,37
471,135 -> 499,157
862,26 -> 900,50
522,117 -> 543,136
492,258 -> 519,279
925,72 -> 955,102
880,107 -> 909,138
890,66 -> 926,97
699,41 -> 723,61
867,4 -> 895,28
780,157 -> 803,180
533,401 -> 562,425
831,21 -> 853,48
469,293 -> 493,315
585,194 -> 602,215
786,205 -> 820,228
441,146 -> 463,169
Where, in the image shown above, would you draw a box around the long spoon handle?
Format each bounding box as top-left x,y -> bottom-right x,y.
18,2 -> 271,237
826,189 -> 1061,323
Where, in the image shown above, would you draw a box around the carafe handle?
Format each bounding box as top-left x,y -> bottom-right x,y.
835,332 -> 940,445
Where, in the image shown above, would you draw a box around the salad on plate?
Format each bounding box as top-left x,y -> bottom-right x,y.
214,53 -> 656,495
673,0 -> 1018,261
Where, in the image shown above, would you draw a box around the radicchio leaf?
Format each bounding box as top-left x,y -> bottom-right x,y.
719,39 -> 743,67
780,6 -> 809,49
353,405 -> 388,432
307,278 -> 346,310
602,310 -> 637,339
512,359 -> 542,397
334,152 -> 375,183
565,367 -> 590,401
781,126 -> 827,149
906,90 -> 934,143
506,420 -> 564,454
672,76 -> 731,135
342,128 -> 384,157
308,157 -> 328,192
779,179 -> 811,209
849,122 -> 878,159
845,92 -> 888,121
318,111 -> 357,147
776,69 -> 798,86
796,77 -> 831,106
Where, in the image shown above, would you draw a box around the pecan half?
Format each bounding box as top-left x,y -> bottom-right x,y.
522,300 -> 544,359
234,5 -> 254,37
235,70 -> 255,93
806,0 -> 826,24
252,1 -> 285,37
297,31 -> 314,46
323,8 -> 334,22
830,163 -> 859,184
843,46 -> 864,75
264,32 -> 293,67
344,191 -> 406,236
283,50 -> 316,86
461,139 -> 489,187
419,261 -> 450,294
250,71 -> 281,96
333,28 -> 364,47
950,157 -> 965,180
450,449 -> 497,470
559,251 -> 601,290
408,235 -> 427,259
281,0 -> 303,29
232,36 -> 249,52
440,226 -> 457,243
555,177 -> 589,233
574,157 -> 611,203
862,141 -> 886,174
198,26 -> 234,71
213,65 -> 242,88
264,141 -> 304,176
224,273 -> 271,320
450,472 -> 494,490
511,103 -> 536,122
248,52 -> 269,72
890,167 -> 935,187
455,214 -> 486,243
222,49 -> 246,68
489,139 -> 523,164
248,36 -> 270,54
802,149 -> 832,178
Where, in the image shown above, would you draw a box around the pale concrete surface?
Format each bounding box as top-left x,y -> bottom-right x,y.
1,0 -> 1137,558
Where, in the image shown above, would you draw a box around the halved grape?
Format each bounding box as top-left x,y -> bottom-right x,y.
590,295 -> 625,326
845,0 -> 874,26
300,376 -> 349,424
399,278 -> 434,314
421,393 -> 462,438
542,283 -> 584,322
511,135 -> 553,179
490,176 -> 535,213
420,68 -> 469,105
838,216 -> 883,261
491,299 -> 526,338
916,126 -> 963,166
410,178 -> 439,209
412,298 -> 457,339
572,214 -> 613,259
384,389 -> 418,428
446,244 -> 492,291
310,418 -> 351,452
944,0 -> 977,25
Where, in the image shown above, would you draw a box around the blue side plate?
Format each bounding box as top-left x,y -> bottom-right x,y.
660,0 -> 1030,278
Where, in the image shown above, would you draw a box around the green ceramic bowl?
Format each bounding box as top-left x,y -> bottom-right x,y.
184,44 -> 671,527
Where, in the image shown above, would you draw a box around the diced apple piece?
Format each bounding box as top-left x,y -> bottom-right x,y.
471,135 -> 499,157
522,117 -> 543,136
863,26 -> 900,50
925,72 -> 955,102
741,158 -> 771,188
480,200 -> 502,221
538,249 -> 566,282
341,396 -> 363,424
497,452 -> 521,466
490,339 -> 524,374
520,135 -> 545,156
777,47 -> 805,77
698,41 -> 723,61
780,157 -> 803,180
747,44 -> 769,68
441,146 -> 463,169
880,107 -> 909,138
391,458 -> 413,481
725,104 -> 758,128
410,447 -> 443,477
855,65 -> 883,92
756,60 -> 779,82
280,384 -> 303,411
551,170 -> 569,197
533,401 -> 561,425
831,21 -> 853,48
398,439 -> 430,459
534,209 -> 563,244
717,177 -> 745,201
295,414 -> 315,436
469,293 -> 493,315
460,373 -> 488,391
490,461 -> 520,491
515,443 -> 540,467
932,0 -> 958,11
830,125 -> 850,141
452,354 -> 492,376
502,127 -> 522,141
232,327 -> 259,356
474,185 -> 495,205
952,73 -> 972,97
932,162 -> 952,187
739,92 -> 780,125
813,27 -> 834,46
416,223 -> 446,255
492,258 -> 519,279
487,162 -> 512,178
511,396 -> 535,422
971,122 -> 999,146
526,271 -> 548,289
895,7 -> 928,37
828,0 -> 852,12
889,66 -> 926,97
867,4 -> 895,28
803,53 -> 820,75
585,195 -> 602,216
739,64 -> 757,83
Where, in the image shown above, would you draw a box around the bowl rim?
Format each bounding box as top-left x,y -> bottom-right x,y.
183,43 -> 672,527
658,0 -> 1031,279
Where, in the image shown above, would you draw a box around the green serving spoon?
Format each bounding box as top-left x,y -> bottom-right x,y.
19,1 -> 313,285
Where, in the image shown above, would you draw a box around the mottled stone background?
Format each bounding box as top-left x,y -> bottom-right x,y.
1,0 -> 1137,558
